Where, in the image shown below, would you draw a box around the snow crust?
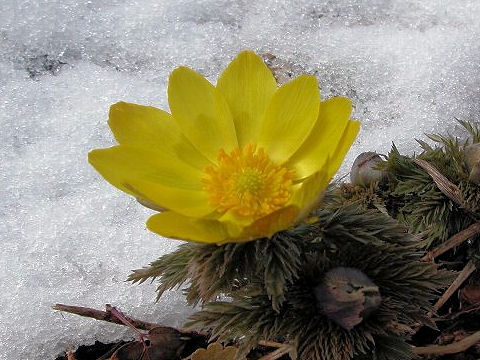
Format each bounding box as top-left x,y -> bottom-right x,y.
1,1 -> 480,359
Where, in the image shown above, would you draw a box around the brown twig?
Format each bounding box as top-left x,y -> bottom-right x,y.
437,302 -> 480,321
413,158 -> 464,207
257,345 -> 292,360
53,304 -> 284,349
53,304 -> 176,332
413,330 -> 480,355
422,222 -> 480,261
433,260 -> 476,312
257,340 -> 284,349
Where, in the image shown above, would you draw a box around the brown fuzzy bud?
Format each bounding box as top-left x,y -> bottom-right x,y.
350,152 -> 385,186
465,143 -> 480,185
112,327 -> 187,360
314,267 -> 381,330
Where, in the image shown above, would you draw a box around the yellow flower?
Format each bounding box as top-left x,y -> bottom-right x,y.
88,51 -> 359,244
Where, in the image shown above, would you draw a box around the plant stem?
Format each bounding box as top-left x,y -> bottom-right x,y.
257,340 -> 284,348
53,304 -> 176,332
413,330 -> 480,355
257,345 -> 292,360
53,303 -> 285,349
413,158 -> 464,207
433,260 -> 476,312
422,222 -> 480,261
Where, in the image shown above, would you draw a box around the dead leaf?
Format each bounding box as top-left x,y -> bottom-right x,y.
188,342 -> 239,360
460,281 -> 480,305
437,330 -> 468,345
111,327 -> 187,360
66,350 -> 76,360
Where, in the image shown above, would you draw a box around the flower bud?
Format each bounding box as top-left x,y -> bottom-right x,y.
465,143 -> 480,185
350,152 -> 385,186
314,267 -> 381,330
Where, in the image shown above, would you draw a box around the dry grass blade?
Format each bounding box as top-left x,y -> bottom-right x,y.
53,303 -> 284,357
257,345 -> 293,360
413,330 -> 480,355
433,260 -> 476,312
53,303 -> 160,331
257,341 -> 283,349
413,158 -> 464,207
422,222 -> 480,261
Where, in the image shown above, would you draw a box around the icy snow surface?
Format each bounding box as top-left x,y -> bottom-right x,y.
1,0 -> 480,359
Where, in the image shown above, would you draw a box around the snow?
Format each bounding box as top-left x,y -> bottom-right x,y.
1,1 -> 480,359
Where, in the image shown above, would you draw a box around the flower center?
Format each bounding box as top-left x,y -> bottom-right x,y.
203,144 -> 294,218
235,168 -> 263,194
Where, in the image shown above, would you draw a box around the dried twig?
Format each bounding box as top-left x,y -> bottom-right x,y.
257,345 -> 292,360
433,260 -> 476,312
422,222 -> 480,261
437,302 -> 480,321
53,304 -> 186,332
257,340 -> 284,349
413,330 -> 480,355
53,304 -> 284,349
413,158 -> 464,207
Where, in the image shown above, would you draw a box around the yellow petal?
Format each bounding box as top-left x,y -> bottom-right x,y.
290,169 -> 330,220
109,101 -> 178,148
147,206 -> 300,244
216,51 -> 277,147
328,120 -> 360,177
124,179 -> 214,217
218,209 -> 256,238
108,101 -> 211,169
89,146 -> 214,216
168,66 -> 238,162
258,75 -> 320,164
88,145 -> 204,191
237,206 -> 299,241
286,97 -> 353,180
147,212 -> 229,244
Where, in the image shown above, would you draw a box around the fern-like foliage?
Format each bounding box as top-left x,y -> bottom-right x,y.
310,201 -> 416,248
128,243 -> 194,300
458,119 -> 480,142
186,207 -> 450,360
128,200 -> 422,307
256,231 -> 303,311
340,121 -> 480,250
128,231 -> 304,309
353,335 -> 416,360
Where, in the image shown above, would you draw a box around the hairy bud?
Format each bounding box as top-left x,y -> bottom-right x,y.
112,327 -> 187,360
350,152 -> 385,186
314,267 -> 381,330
